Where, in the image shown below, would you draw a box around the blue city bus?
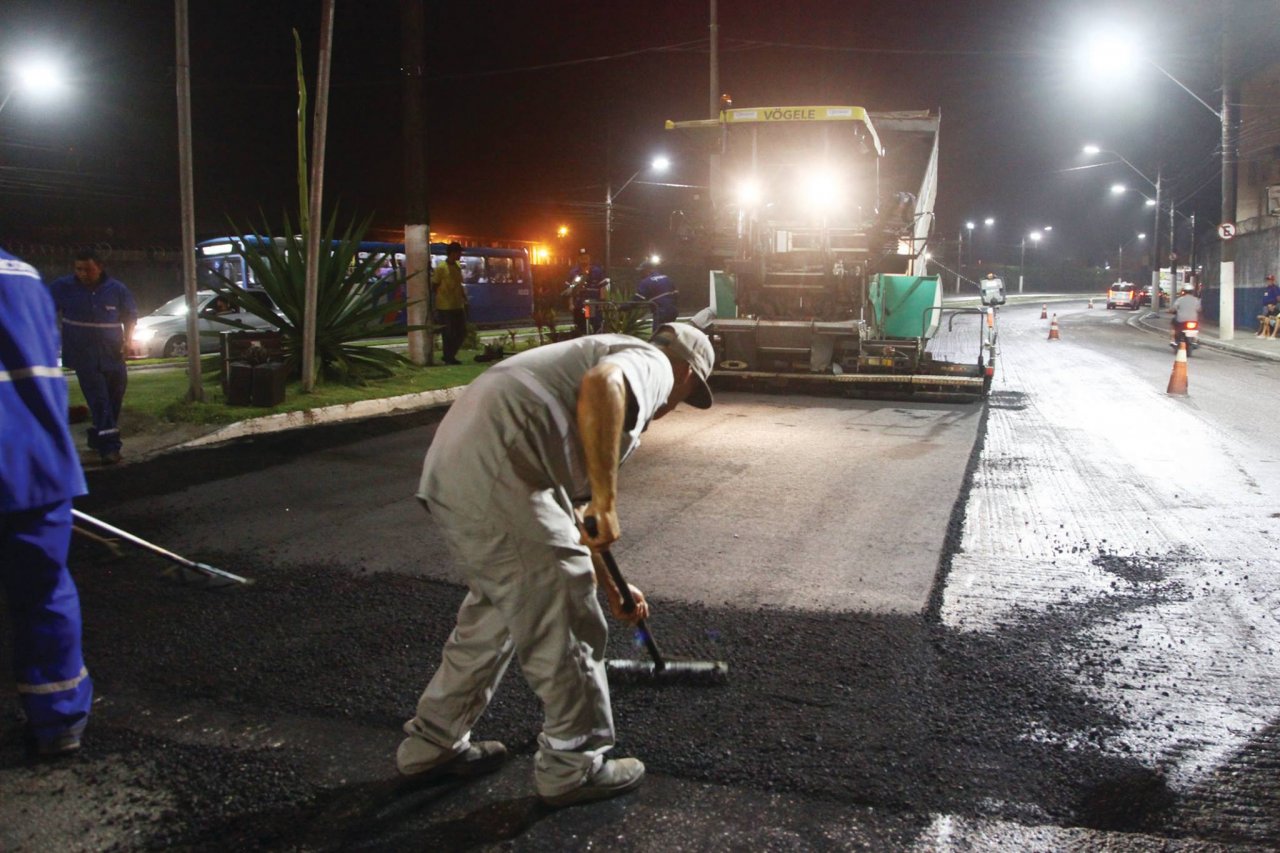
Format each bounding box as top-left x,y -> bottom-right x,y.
194,237 -> 534,326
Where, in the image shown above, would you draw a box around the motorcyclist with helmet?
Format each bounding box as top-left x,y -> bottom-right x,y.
564,248 -> 607,336
1171,281 -> 1202,350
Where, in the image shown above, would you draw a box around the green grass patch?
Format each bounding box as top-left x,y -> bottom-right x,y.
68,347 -> 493,427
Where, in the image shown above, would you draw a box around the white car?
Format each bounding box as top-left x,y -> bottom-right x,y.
130,290 -> 278,358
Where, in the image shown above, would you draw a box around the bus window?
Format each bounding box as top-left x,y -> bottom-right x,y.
487,257 -> 517,284
460,255 -> 486,284
197,255 -> 246,290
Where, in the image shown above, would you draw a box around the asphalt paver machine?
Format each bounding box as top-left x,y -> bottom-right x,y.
665,105 -> 995,400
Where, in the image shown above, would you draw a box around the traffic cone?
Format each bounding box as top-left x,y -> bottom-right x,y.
1040,304 -> 1048,319
1167,342 -> 1188,396
1088,297 -> 1094,309
1047,314 -> 1060,340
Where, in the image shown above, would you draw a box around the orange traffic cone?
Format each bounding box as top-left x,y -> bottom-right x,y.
1040,304 -> 1048,320
1088,297 -> 1094,309
1167,341 -> 1188,395
1047,314 -> 1060,340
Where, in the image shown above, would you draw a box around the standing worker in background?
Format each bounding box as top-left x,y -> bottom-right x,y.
49,248 -> 137,465
431,241 -> 469,365
397,323 -> 715,807
633,256 -> 679,326
565,248 -> 607,336
0,248 -> 93,756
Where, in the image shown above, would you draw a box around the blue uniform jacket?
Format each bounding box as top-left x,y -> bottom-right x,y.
634,273 -> 678,325
49,274 -> 137,372
0,251 -> 88,512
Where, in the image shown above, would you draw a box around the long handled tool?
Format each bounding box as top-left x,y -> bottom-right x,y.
72,509 -> 252,588
586,518 -> 727,686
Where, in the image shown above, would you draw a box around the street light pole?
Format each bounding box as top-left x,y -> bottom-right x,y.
604,157 -> 669,276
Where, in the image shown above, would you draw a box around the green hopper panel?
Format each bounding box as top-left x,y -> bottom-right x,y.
870,274 -> 940,338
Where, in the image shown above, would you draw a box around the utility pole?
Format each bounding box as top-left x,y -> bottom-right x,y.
1150,167 -> 1163,311
709,0 -> 718,118
955,227 -> 963,294
174,0 -> 202,401
302,0 -> 335,392
1218,8 -> 1238,340
401,0 -> 432,365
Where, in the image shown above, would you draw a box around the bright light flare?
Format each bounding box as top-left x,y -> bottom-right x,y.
1078,31 -> 1140,81
648,254 -> 661,266
1082,144 -> 1102,156
556,225 -> 569,239
651,156 -> 671,173
735,178 -> 763,208
1144,198 -> 1157,206
1029,231 -> 1043,243
14,58 -> 68,98
984,217 -> 995,226
965,220 -> 976,230
799,168 -> 843,214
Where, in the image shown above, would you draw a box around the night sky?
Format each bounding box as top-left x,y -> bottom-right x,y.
0,0 -> 1270,269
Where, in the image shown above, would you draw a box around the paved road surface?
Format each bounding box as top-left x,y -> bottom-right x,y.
3,303 -> 1278,850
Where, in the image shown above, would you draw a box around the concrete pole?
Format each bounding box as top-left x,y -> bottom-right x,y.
174,0 -> 202,401
401,0 -> 432,365
1150,167 -> 1163,313
302,0 -> 335,391
1018,237 -> 1025,294
605,185 -> 613,277
1218,10 -> 1237,341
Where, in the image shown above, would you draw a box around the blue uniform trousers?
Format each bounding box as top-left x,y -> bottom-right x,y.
1,500 -> 93,742
76,361 -> 127,456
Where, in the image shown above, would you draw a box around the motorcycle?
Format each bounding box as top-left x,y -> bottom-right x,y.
1171,319 -> 1200,356
560,275 -> 611,336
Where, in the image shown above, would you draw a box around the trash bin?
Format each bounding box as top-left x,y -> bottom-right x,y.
226,362 -> 255,406
221,330 -> 286,406
251,361 -> 288,407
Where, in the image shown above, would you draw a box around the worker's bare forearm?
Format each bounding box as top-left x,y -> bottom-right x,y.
577,363 -> 627,512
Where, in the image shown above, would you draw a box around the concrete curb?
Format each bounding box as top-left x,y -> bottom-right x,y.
177,385 -> 468,450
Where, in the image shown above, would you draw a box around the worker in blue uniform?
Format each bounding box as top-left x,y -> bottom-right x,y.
49,249 -> 137,465
0,248 -> 94,756
632,257 -> 679,326
564,248 -> 607,336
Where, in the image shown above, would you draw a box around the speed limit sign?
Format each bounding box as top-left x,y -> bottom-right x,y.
1218,222 -> 1237,240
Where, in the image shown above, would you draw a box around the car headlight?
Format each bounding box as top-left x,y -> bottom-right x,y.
133,328 -> 157,343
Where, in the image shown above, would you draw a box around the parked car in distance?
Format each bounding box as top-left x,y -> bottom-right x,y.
130,290 -> 278,358
1106,282 -> 1141,310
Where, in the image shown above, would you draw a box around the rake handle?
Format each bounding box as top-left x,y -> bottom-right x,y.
584,516 -> 666,670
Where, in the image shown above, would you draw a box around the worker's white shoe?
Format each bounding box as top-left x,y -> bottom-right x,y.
539,757 -> 645,807
397,739 -> 507,781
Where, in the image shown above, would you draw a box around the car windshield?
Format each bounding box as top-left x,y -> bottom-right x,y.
1112,284 -> 1134,292
152,292 -> 214,316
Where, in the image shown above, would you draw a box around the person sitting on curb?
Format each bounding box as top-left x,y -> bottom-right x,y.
1257,275 -> 1279,338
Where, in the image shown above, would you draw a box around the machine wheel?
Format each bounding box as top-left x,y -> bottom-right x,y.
163,336 -> 189,358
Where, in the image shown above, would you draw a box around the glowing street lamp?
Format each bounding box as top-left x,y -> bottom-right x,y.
606,156 -> 670,274
0,57 -> 69,116
1018,230 -> 1045,294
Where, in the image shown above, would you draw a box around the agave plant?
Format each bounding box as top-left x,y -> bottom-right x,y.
210,210 -> 418,381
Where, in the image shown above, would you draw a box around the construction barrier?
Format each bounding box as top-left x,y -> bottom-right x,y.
1040,304 -> 1048,320
1047,314 -> 1060,341
1167,341 -> 1188,395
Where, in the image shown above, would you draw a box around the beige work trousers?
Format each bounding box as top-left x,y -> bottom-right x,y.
399,510 -> 615,797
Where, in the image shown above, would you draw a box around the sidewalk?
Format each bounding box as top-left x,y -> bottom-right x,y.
76,383 -> 465,470
1132,307 -> 1280,362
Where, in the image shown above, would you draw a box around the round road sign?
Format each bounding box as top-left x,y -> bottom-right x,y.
1218,222 -> 1236,240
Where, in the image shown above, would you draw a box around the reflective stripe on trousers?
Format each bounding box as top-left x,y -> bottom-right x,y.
1,499 -> 93,741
